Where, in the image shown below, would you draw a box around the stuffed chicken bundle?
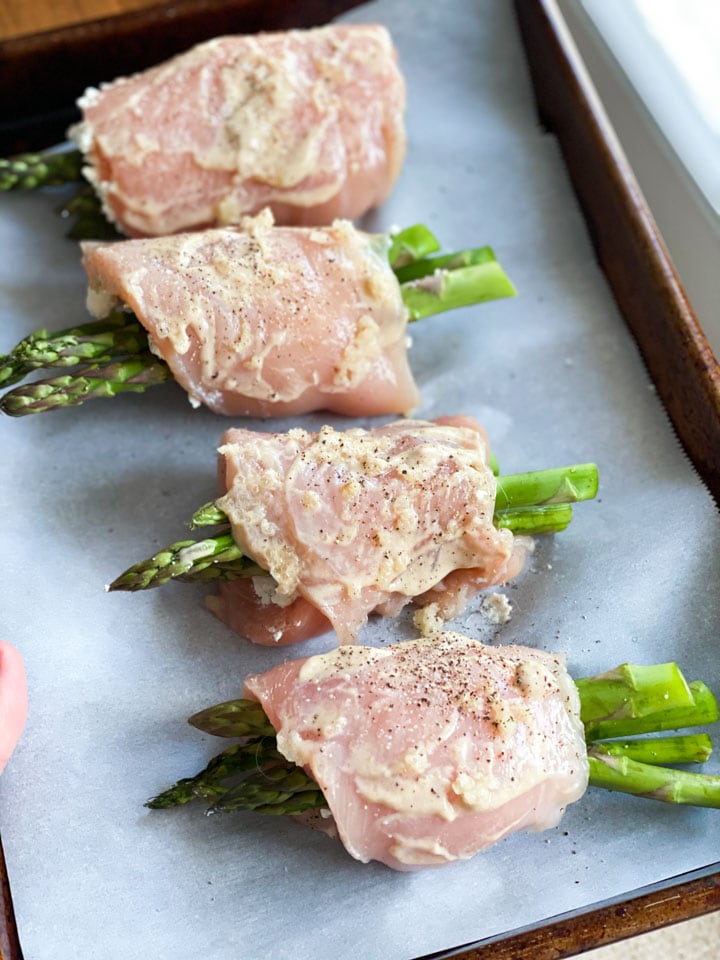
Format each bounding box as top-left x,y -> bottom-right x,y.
150,632 -> 720,870
109,416 -> 600,646
1,215 -> 515,418
82,211 -> 420,418
210,416 -> 528,644
69,23 -> 407,236
243,633 -> 589,870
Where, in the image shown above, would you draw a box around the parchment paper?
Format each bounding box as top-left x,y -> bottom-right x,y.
1,1 -> 718,958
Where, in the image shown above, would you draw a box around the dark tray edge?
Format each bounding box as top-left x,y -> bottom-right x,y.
514,0 -> 720,506
0,835 -> 20,960
423,862 -> 720,960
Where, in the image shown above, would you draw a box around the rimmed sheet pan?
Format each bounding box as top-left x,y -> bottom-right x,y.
1,2 -> 718,958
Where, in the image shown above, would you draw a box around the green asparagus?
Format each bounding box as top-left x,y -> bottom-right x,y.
108,462 -> 599,592
386,224 -> 441,268
107,534 -> 265,592
587,752 -> 720,808
190,502 -> 230,529
0,355 -> 173,417
393,245 -> 497,284
589,735 -> 713,766
212,764 -> 325,815
0,149 -> 83,190
401,261 -> 516,321
58,184 -> 121,241
0,312 -> 146,388
576,662 -> 696,726
583,679 -> 719,741
495,464 -> 599,511
147,738 -> 284,808
189,698 -> 276,739
493,503 -> 573,535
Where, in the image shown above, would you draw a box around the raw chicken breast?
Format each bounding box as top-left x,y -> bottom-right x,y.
0,641 -> 27,773
82,210 -> 419,417
244,632 -> 589,870
69,24 -> 406,237
207,417 -> 529,644
211,578 -> 331,648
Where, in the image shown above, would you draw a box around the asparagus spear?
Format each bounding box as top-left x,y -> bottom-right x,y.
386,224 -> 441,268
576,662 -> 696,726
107,534 -> 265,592
147,661 -> 720,816
402,261 -> 516,321
212,764 -> 326,815
393,245 -> 497,284
0,311 -> 146,389
0,355 -> 173,417
189,698 -> 276,739
590,735 -> 713,766
495,464 -> 599,510
190,502 -> 230,529
0,152 -> 117,239
587,752 -> 720,808
147,739 -> 285,808
583,680 -> 719,741
493,503 -> 574,535
108,462 -> 599,593
0,149 -> 83,190
58,184 -> 121,241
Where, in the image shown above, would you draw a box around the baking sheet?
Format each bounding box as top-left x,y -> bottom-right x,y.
1,1 -> 719,958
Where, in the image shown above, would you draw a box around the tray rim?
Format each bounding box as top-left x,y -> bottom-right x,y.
423,861 -> 720,960
514,0 -> 720,506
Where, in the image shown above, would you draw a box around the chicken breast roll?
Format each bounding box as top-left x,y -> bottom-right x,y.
82,211 -> 420,418
209,417 -> 530,645
245,632 -> 589,870
70,24 -> 406,237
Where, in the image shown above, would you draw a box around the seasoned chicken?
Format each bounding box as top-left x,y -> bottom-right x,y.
82,211 -> 420,417
208,417 -> 529,644
70,24 -> 406,237
244,632 -> 589,869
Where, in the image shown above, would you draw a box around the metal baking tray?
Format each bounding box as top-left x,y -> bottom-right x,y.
1,1 -> 718,957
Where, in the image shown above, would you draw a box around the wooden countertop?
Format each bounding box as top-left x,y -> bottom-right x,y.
0,0 -> 166,41
0,0 -> 361,153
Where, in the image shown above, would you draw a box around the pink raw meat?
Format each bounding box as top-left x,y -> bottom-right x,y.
70,24 -> 406,237
244,632 -> 589,870
207,417 -> 530,644
82,211 -> 419,417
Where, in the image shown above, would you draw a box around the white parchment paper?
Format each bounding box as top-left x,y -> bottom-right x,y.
1,1 -> 719,958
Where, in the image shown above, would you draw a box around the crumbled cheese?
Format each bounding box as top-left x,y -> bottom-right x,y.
413,603 -> 445,637
251,575 -> 296,608
481,593 -> 512,624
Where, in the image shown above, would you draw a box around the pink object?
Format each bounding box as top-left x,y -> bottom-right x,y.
70,24 -> 406,237
207,416 -> 530,645
245,632 -> 589,870
0,642 -> 27,773
82,212 -> 420,418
